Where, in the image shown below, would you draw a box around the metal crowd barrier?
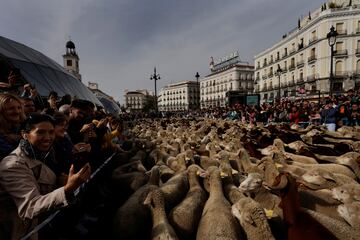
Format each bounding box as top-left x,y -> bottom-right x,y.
20,152 -> 117,240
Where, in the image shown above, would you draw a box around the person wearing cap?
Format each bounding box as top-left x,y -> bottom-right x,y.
0,113 -> 91,240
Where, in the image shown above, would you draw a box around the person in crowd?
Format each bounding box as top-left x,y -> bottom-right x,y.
20,83 -> 45,111
289,106 -> 300,125
52,112 -> 91,186
22,97 -> 37,117
349,102 -> 360,126
59,104 -> 71,116
321,99 -> 338,131
57,94 -> 72,109
0,93 -> 25,160
47,91 -> 58,111
0,113 -> 91,240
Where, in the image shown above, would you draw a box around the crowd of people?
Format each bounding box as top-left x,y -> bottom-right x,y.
160,89 -> 360,132
0,74 -> 128,239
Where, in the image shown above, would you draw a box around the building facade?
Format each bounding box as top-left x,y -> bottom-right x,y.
124,89 -> 152,112
200,54 -> 254,109
158,81 -> 200,112
63,40 -> 81,81
254,0 -> 360,103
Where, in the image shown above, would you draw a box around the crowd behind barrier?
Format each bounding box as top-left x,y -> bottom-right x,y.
0,70 -> 131,240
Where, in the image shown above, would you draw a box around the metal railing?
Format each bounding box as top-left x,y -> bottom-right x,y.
334,49 -> 348,56
308,55 -> 317,63
296,60 -> 305,67
309,36 -> 318,44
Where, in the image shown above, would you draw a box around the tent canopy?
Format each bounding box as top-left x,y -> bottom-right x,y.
0,36 -> 102,106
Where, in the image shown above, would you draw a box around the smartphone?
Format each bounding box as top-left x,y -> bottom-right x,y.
72,151 -> 89,172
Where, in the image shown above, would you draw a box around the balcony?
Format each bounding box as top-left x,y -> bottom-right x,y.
289,64 -> 296,71
356,48 -> 360,56
296,60 -> 305,68
307,74 -> 318,82
334,49 -> 348,57
268,73 -> 274,78
262,75 -> 267,80
281,82 -> 288,87
309,36 -> 318,45
268,86 -> 273,91
308,55 -> 317,63
282,53 -> 288,58
288,80 -> 295,87
263,63 -> 267,67
335,71 -> 348,78
337,29 -> 347,35
262,86 -> 268,91
356,28 -> 360,34
297,78 -> 305,84
275,56 -> 280,61
282,67 -> 288,73
269,59 -> 274,64
289,48 -> 296,55
352,70 -> 360,77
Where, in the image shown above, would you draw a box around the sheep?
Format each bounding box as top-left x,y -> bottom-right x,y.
331,183 -> 360,204
168,164 -> 207,239
271,173 -> 338,240
160,171 -> 189,212
299,168 -> 358,190
196,166 -> 244,240
143,187 -> 179,240
112,166 -> 160,240
304,208 -> 360,240
231,197 -> 275,240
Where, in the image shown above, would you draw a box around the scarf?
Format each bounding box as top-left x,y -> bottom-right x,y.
19,139 -> 59,174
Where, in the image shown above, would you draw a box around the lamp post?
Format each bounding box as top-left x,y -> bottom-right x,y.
276,64 -> 283,102
327,26 -> 338,97
195,72 -> 200,109
195,72 -> 200,83
150,67 -> 160,112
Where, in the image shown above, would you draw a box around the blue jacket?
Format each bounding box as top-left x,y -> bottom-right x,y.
321,107 -> 338,124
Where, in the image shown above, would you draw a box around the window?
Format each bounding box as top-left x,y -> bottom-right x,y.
67,60 -> 72,66
336,42 -> 343,51
335,61 -> 343,75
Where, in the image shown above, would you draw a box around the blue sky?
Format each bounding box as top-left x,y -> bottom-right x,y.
0,0 -> 325,103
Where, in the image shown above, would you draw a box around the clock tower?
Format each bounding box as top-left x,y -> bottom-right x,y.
63,39 -> 82,81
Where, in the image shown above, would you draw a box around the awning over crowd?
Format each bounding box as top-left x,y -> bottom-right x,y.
0,36 -> 102,106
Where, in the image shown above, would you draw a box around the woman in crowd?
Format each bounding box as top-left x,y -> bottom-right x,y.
0,113 -> 91,240
0,93 -> 25,160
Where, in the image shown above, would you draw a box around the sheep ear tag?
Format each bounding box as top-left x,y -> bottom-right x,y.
231,169 -> 239,175
275,163 -> 283,169
220,171 -> 229,178
264,209 -> 274,219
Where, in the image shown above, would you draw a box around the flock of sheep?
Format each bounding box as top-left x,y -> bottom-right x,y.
109,119 -> 360,240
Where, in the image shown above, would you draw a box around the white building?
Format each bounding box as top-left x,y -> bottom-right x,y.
63,40 -> 81,81
254,0 -> 360,103
124,89 -> 152,112
200,52 -> 254,109
158,81 -> 200,112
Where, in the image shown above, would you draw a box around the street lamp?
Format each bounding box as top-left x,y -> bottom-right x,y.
195,72 -> 200,83
276,64 -> 282,102
327,26 -> 338,97
150,67 -> 160,112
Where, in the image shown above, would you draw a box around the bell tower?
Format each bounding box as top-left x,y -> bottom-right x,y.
63,38 -> 82,81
